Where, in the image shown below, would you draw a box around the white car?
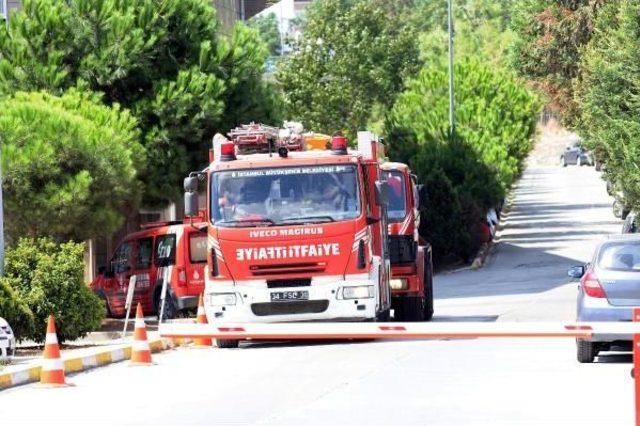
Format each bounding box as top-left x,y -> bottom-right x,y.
0,317 -> 16,359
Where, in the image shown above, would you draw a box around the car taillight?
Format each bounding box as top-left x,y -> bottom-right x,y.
582,271 -> 606,298
177,267 -> 187,287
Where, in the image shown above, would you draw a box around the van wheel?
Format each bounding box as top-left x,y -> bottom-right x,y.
155,294 -> 177,321
577,339 -> 598,363
560,156 -> 567,167
216,339 -> 239,349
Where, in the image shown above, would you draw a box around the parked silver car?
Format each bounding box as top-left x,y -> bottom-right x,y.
568,234 -> 640,363
560,142 -> 592,167
0,317 -> 16,360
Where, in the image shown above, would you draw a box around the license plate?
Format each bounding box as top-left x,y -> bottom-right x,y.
270,291 -> 309,302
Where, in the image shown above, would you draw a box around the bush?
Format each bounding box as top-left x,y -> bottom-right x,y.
386,59 -> 540,262
0,278 -> 34,341
4,238 -> 105,343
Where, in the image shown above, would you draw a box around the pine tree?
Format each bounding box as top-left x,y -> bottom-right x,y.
0,0 -> 279,204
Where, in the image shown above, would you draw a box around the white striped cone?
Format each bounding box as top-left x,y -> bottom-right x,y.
39,315 -> 70,387
130,303 -> 153,365
193,294 -> 213,347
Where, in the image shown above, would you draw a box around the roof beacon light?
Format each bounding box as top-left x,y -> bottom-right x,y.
331,135 -> 348,155
220,142 -> 236,161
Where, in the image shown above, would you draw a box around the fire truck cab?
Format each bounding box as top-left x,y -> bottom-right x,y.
184,124 -> 393,347
382,162 -> 434,321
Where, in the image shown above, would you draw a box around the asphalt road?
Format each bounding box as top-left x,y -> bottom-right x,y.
0,164 -> 633,425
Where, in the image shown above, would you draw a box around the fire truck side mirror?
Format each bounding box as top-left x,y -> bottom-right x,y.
184,176 -> 198,192
184,192 -> 199,217
375,181 -> 389,206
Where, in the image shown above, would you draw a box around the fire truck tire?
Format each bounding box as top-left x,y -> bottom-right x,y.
423,260 -> 434,321
399,297 -> 425,322
376,307 -> 391,322
216,339 -> 240,349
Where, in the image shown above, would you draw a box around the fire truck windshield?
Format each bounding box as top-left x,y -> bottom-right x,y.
211,165 -> 361,226
382,170 -> 407,222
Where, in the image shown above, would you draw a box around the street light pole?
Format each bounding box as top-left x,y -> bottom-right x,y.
447,0 -> 455,136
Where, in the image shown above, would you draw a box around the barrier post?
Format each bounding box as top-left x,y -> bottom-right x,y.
634,308 -> 640,426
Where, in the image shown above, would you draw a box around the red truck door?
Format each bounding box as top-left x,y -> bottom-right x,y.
132,236 -> 155,313
185,230 -> 207,289
108,240 -> 134,316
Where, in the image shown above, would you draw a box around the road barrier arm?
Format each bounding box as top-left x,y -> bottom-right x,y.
157,321 -> 640,341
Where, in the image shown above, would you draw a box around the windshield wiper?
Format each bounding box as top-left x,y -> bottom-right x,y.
217,218 -> 276,227
279,215 -> 336,224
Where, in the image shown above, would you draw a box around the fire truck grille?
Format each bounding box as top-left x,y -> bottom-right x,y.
250,262 -> 325,276
251,300 -> 329,316
267,279 -> 312,288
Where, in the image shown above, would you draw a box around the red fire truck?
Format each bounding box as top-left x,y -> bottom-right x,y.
183,124 -> 431,347
382,163 -> 434,321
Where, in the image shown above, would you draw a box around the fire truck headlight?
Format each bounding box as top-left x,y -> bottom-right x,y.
209,293 -> 237,306
390,279 -> 408,290
342,286 -> 374,299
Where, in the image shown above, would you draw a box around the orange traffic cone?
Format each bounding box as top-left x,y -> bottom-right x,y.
130,303 -> 153,366
193,293 -> 212,348
39,315 -> 70,387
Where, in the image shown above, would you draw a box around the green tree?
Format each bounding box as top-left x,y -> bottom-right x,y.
0,0 -> 277,205
249,12 -> 282,56
508,0 -> 611,124
4,238 -> 104,343
276,0 -> 420,138
386,59 -> 540,260
0,90 -> 143,242
576,1 -> 640,211
416,0 -> 516,70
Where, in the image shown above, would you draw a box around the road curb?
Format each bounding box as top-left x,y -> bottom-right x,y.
0,337 -> 192,390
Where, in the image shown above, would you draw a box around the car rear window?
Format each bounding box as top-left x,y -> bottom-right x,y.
598,242 -> 640,271
189,233 -> 207,263
155,234 -> 176,266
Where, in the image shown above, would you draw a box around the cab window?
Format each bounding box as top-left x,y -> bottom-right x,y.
135,237 -> 153,269
111,241 -> 132,273
154,234 -> 176,266
189,233 -> 207,263
383,170 -> 407,222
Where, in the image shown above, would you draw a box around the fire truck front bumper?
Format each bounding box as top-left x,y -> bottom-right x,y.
204,275 -> 378,323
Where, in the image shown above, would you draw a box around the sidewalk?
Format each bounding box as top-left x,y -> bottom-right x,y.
0,318 -> 195,390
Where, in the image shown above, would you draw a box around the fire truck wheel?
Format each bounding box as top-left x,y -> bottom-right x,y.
401,297 -> 425,322
423,262 -> 434,321
376,307 -> 391,322
216,339 -> 240,349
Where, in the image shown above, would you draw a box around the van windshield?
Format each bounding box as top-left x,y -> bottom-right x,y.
211,165 -> 361,226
